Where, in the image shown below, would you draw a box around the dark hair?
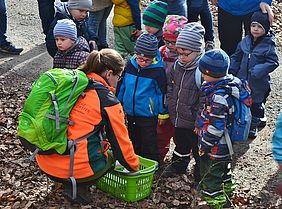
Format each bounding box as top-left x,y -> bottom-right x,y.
80,49 -> 125,75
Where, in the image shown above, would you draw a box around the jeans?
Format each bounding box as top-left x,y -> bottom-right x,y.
218,7 -> 252,56
187,0 -> 214,42
0,0 -> 7,46
166,0 -> 187,16
37,0 -> 55,36
88,5 -> 112,48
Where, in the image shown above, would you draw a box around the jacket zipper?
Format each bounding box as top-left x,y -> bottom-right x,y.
175,71 -> 186,127
132,67 -> 140,116
247,42 -> 255,80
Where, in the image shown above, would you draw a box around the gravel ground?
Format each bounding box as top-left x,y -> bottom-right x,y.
0,0 -> 282,208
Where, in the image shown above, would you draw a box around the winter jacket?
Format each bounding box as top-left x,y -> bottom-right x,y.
166,60 -> 204,129
199,75 -> 244,161
91,0 -> 112,12
229,32 -> 279,103
272,112 -> 282,165
112,0 -> 141,30
53,36 -> 90,69
36,73 -> 139,179
218,0 -> 272,16
117,53 -> 168,118
46,1 -> 90,57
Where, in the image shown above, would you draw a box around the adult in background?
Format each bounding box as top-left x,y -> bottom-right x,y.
211,0 -> 274,56
87,0 -> 113,51
0,0 -> 23,55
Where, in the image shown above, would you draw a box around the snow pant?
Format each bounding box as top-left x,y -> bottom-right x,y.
187,0 -> 214,42
113,25 -> 136,58
218,7 -> 253,56
157,119 -> 175,161
172,127 -> 200,182
0,0 -> 7,46
127,116 -> 160,163
88,5 -> 113,50
200,157 -> 235,208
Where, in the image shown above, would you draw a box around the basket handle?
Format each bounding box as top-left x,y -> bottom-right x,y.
113,164 -> 158,176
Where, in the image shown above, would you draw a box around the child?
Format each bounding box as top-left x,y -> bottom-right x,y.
117,33 -> 168,163
163,22 -> 205,183
272,112 -> 282,197
87,0 -> 113,51
230,11 -> 279,139
46,0 -> 92,57
143,0 -> 168,47
158,15 -> 188,161
187,0 -> 215,51
112,0 -> 142,58
53,19 -> 90,69
198,49 -> 244,208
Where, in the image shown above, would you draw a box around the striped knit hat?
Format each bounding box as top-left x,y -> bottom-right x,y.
176,22 -> 205,52
134,33 -> 158,58
199,49 -> 230,78
143,0 -> 168,29
53,19 -> 77,40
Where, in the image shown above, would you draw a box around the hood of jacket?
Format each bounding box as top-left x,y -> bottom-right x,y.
54,1 -> 70,18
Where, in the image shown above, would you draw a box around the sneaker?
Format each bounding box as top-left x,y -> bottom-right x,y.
0,42 -> 23,55
258,116 -> 267,129
248,127 -> 258,139
205,41 -> 215,51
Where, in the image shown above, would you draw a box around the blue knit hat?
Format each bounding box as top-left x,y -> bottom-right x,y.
53,19 -> 77,40
251,11 -> 270,34
143,0 -> 168,29
199,49 -> 230,78
134,33 -> 158,58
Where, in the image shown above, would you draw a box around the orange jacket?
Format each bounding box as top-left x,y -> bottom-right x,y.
36,73 -> 139,179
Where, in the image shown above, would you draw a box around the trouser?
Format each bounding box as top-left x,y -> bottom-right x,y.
187,0 -> 214,42
0,0 -> 7,45
157,119 -> 175,161
218,7 -> 253,56
166,0 -> 187,17
127,116 -> 160,163
113,25 -> 136,58
172,127 -> 200,181
88,5 -> 113,49
200,157 -> 235,208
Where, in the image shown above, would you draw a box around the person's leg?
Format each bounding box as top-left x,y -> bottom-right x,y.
113,26 -> 135,58
97,5 -> 112,50
37,0 -> 55,36
127,116 -> 142,155
218,7 -> 243,56
0,0 -> 7,46
242,12 -> 253,37
167,0 -> 187,17
249,102 -> 264,139
88,10 -> 103,47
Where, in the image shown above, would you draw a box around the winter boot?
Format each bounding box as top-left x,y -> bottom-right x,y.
248,117 -> 260,139
162,152 -> 190,177
258,116 -> 267,129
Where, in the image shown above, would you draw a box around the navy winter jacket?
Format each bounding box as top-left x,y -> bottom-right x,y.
229,32 -> 279,103
117,53 -> 168,118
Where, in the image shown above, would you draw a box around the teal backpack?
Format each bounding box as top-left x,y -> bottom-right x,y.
18,68 -> 89,155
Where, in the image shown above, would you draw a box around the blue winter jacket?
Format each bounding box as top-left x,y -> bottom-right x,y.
229,32 -> 279,103
272,112 -> 282,165
219,0 -> 272,16
117,53 -> 168,118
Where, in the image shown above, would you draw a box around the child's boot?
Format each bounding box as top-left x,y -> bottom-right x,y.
162,153 -> 190,177
258,116 -> 267,128
248,117 -> 260,139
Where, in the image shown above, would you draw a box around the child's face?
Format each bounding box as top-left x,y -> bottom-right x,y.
144,25 -> 160,35
55,36 -> 75,51
135,54 -> 153,68
177,48 -> 199,63
69,9 -> 88,21
163,37 -> 177,51
251,22 -> 265,39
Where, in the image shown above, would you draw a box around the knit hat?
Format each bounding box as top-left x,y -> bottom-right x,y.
199,49 -> 230,78
143,0 -> 168,29
163,15 -> 188,39
53,19 -> 77,40
134,33 -> 158,58
68,0 -> 92,11
251,11 -> 270,34
176,22 -> 205,52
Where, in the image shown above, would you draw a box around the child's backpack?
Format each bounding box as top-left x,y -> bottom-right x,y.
18,68 -> 89,155
216,79 -> 252,155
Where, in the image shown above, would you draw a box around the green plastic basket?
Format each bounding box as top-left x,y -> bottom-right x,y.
96,156 -> 158,202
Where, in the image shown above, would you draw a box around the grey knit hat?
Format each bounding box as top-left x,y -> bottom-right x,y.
176,22 -> 205,52
68,0 -> 92,11
134,33 -> 158,58
53,19 -> 77,40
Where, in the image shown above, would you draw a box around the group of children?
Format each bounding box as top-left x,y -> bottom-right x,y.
42,0 -> 279,208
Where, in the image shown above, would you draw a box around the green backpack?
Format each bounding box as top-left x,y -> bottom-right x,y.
18,68 -> 89,155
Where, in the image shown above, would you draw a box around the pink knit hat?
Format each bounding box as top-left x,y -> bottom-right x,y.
163,15 -> 188,39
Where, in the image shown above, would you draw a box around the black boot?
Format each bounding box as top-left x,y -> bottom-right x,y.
63,182 -> 92,204
162,153 -> 190,177
248,117 -> 260,139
